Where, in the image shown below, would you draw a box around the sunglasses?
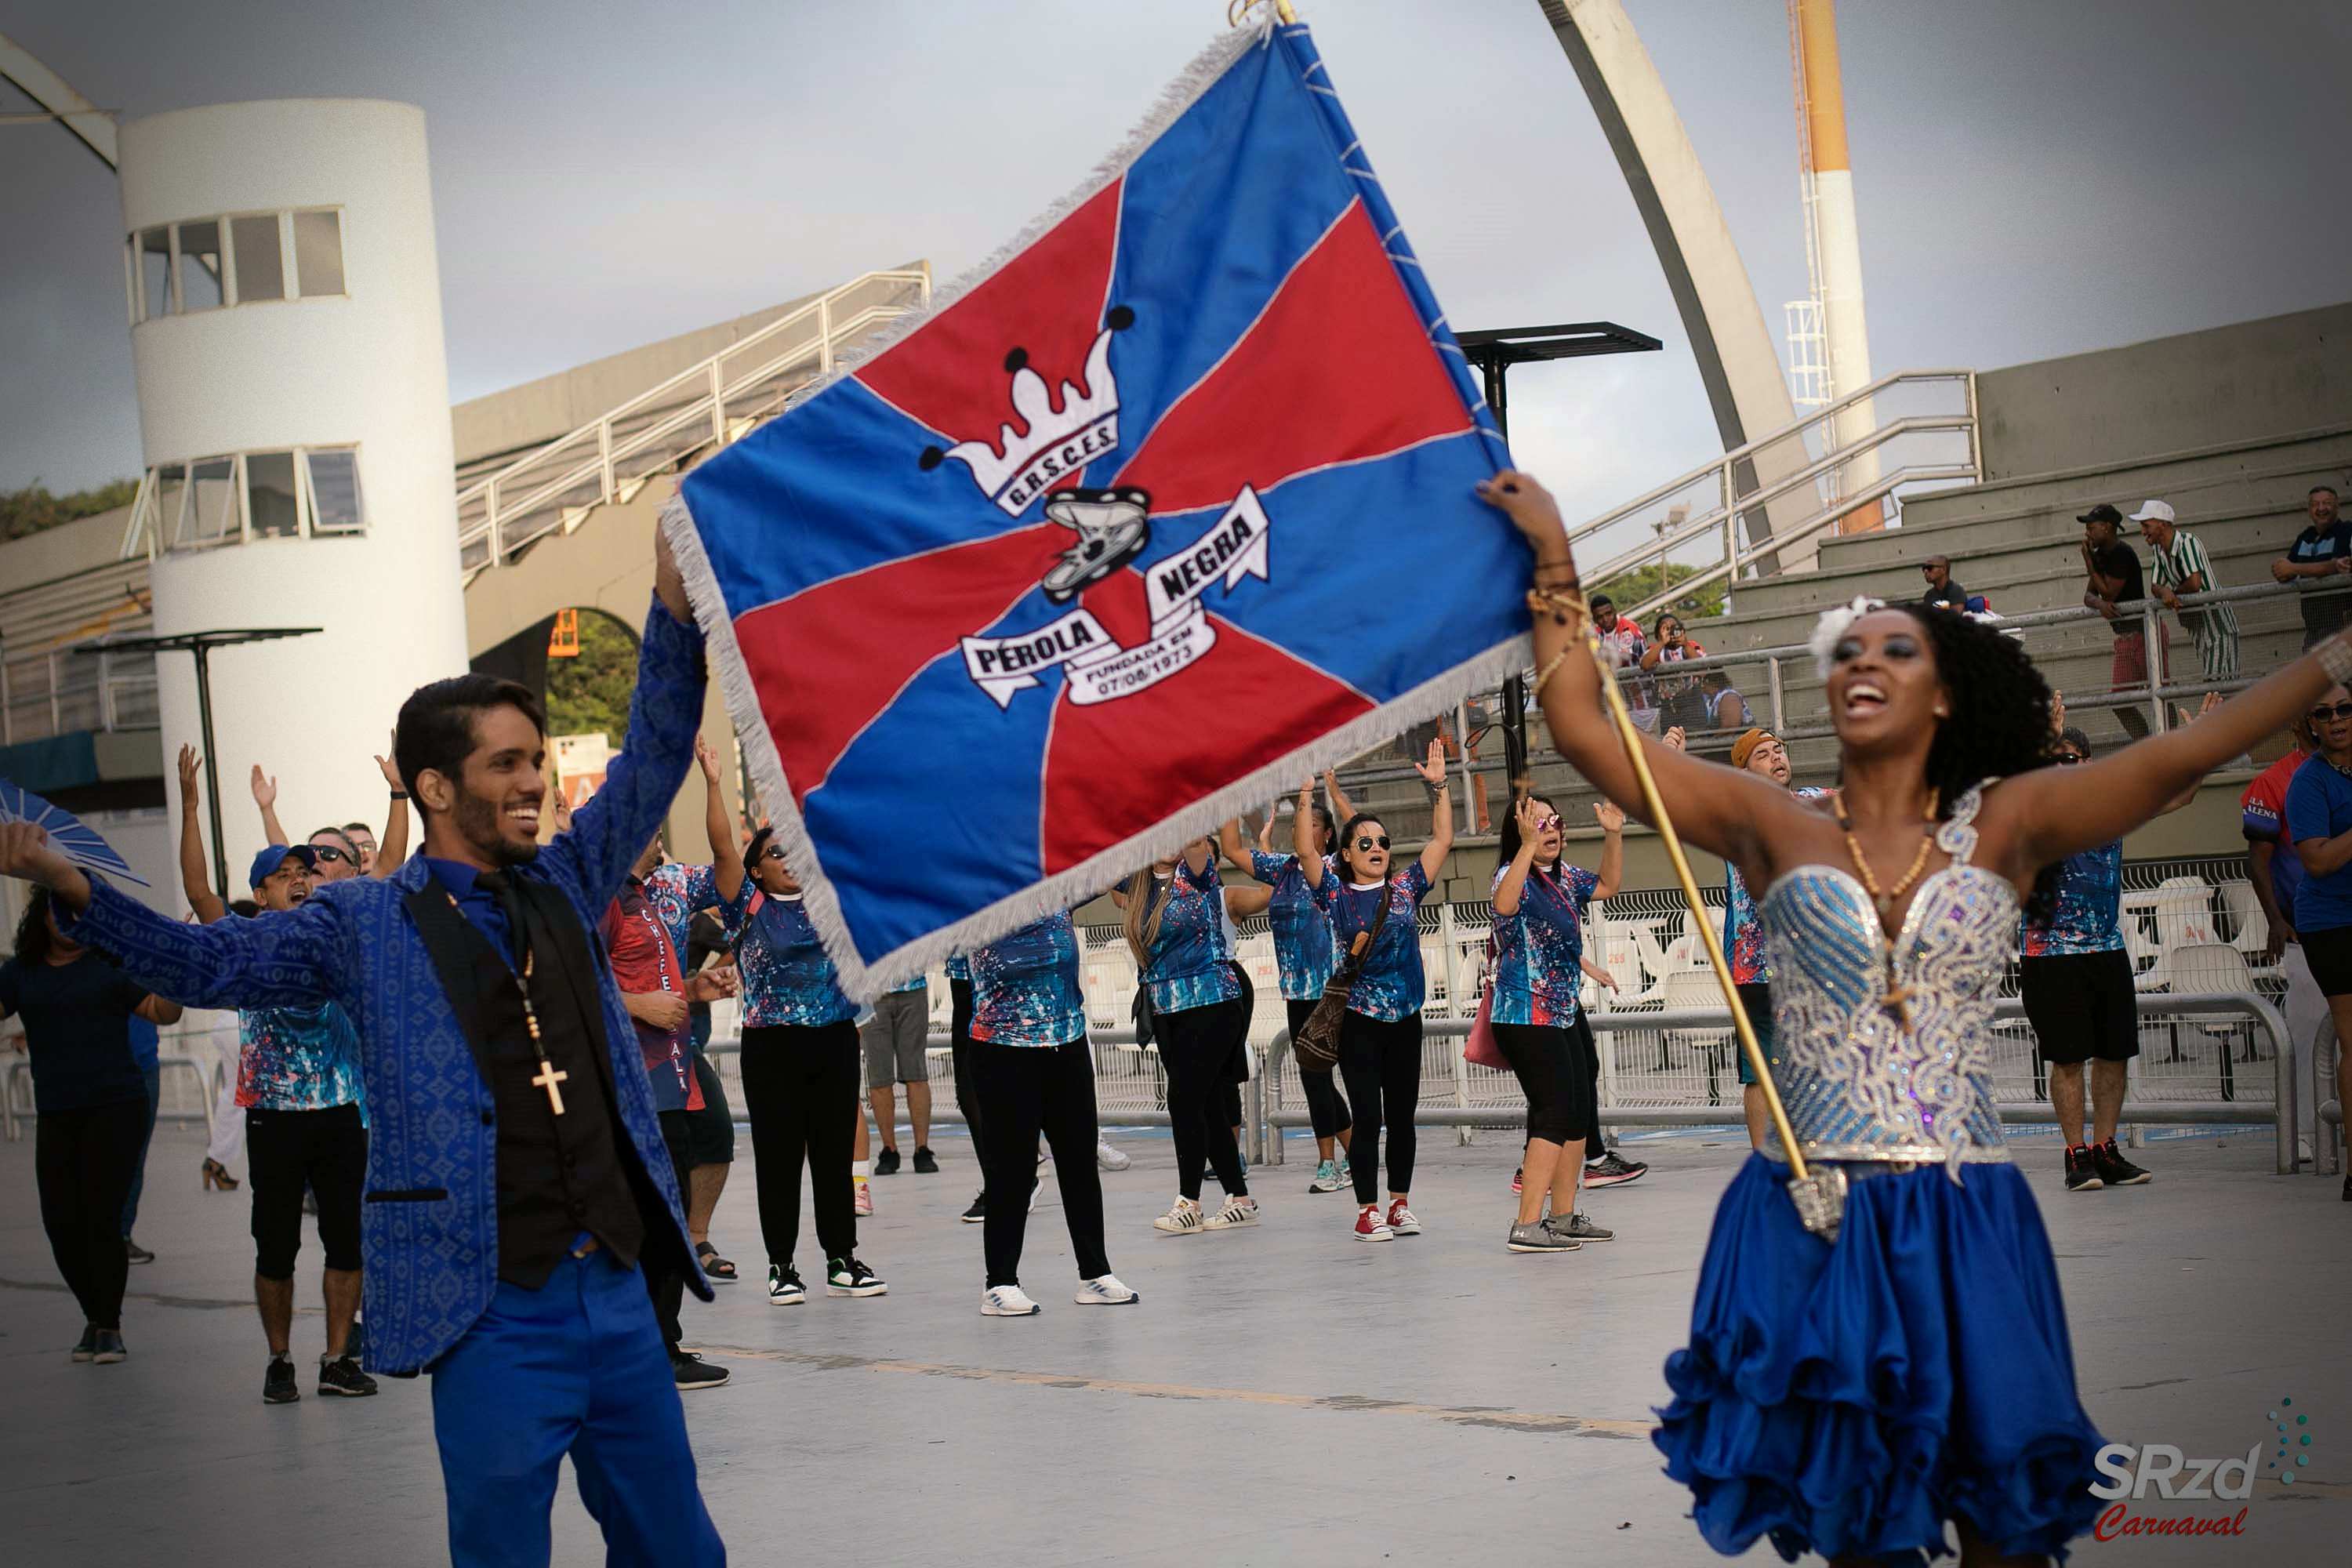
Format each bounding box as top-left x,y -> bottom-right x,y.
311,846 -> 353,866
2311,702 -> 2352,723
1537,813 -> 1562,831
1354,835 -> 1391,851
2054,752 -> 2085,766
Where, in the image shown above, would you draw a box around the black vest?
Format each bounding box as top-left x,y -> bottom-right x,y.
408,874 -> 656,1288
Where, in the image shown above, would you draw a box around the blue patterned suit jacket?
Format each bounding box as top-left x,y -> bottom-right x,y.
64,597 -> 713,1374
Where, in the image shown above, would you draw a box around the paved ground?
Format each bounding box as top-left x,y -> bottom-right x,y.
2,1119 -> 2343,1567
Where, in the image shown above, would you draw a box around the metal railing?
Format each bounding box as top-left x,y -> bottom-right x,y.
1568,368 -> 1981,626
454,267 -> 932,575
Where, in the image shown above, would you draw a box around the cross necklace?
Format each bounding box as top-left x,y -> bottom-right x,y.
446,889 -> 566,1116
1833,789 -> 1940,1028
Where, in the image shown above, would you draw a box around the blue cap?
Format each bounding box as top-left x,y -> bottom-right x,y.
248,843 -> 318,890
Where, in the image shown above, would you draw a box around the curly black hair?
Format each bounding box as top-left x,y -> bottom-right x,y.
1897,604 -> 2063,918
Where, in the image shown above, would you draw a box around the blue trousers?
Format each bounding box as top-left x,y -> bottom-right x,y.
430,1250 -> 724,1567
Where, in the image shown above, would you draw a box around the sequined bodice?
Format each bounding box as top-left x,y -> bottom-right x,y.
1757,786 -> 2014,1171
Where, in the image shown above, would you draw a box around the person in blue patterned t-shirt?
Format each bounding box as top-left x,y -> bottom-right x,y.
2020,727 -> 2153,1192
1221,773 -> 1358,1192
173,741 -> 376,1403
1716,729 -> 1835,1151
726,826 -> 884,1306
1120,837 -> 1270,1234
1298,739 -> 1454,1243
961,909 -> 1135,1314
1488,793 -> 1623,1252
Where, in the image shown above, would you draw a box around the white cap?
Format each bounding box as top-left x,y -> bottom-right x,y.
2127,499 -> 2176,524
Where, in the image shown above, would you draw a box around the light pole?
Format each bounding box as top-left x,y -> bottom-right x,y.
1454,321 -> 1661,789
79,628 -> 321,901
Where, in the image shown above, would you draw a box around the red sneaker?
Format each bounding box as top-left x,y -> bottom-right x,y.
1386,1197 -> 1421,1236
1354,1204 -> 1394,1243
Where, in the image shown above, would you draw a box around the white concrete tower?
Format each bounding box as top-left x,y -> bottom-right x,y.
118,100 -> 466,874
1789,0 -> 1881,530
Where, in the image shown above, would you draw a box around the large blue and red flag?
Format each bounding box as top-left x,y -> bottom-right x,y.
666,16 -> 1530,990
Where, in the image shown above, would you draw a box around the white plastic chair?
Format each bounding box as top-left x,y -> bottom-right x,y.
1661,970 -> 1737,1105
2166,942 -> 2266,1088
2218,881 -> 2270,962
2151,877 -> 2219,952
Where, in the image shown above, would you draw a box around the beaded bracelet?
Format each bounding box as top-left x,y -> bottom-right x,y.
1529,645 -> 1574,699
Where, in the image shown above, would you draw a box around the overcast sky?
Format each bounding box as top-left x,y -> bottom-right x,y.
4,0 -> 2347,524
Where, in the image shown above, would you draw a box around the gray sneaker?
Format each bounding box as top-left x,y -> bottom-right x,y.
1546,1210 -> 1614,1243
1507,1220 -> 1579,1253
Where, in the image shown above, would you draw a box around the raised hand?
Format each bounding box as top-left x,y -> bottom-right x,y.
1414,737 -> 1447,786
2050,690 -> 2067,735
695,734 -> 720,783
249,764 -> 277,810
1511,793 -> 1544,851
0,821 -> 74,887
552,793 -> 574,833
1475,468 -> 1573,567
1662,726 -> 1687,753
176,743 -> 202,802
376,730 -> 402,789
1595,800 -> 1626,833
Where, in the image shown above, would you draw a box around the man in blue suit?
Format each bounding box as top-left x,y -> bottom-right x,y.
0,536 -> 725,1568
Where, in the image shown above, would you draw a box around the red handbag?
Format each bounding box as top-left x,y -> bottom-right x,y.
1463,940 -> 1505,1069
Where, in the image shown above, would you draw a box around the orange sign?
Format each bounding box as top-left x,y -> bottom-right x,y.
549,608 -> 580,657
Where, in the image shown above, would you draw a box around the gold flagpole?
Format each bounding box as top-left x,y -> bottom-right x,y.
1580,630 -> 1848,1238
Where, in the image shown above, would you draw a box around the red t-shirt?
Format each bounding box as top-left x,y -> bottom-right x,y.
2241,749 -> 2307,927
602,880 -> 704,1112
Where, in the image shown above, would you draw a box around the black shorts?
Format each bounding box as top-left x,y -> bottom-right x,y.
1735,983 -> 1773,1087
684,1053 -> 735,1166
2301,924 -> 2352,996
246,1101 -> 367,1279
2020,949 -> 2139,1065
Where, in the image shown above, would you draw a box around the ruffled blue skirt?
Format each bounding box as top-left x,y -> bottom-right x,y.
1653,1154 -> 2105,1566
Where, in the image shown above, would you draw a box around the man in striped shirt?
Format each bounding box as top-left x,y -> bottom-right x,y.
2136,499 -> 2240,683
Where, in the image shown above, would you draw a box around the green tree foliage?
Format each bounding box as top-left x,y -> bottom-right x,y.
1590,561 -> 1728,627
545,609 -> 637,749
2,478 -> 141,542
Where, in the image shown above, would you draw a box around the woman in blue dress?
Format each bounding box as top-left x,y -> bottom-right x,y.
1482,466 -> 2347,1565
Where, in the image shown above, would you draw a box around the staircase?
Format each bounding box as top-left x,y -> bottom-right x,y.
455,267 -> 931,578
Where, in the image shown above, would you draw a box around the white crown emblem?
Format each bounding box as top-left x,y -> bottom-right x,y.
945,328 -> 1121,517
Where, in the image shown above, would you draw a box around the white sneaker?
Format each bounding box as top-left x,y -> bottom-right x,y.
1203,1195 -> 1259,1229
1096,1138 -> 1131,1171
768,1264 -> 806,1305
1152,1196 -> 1205,1234
981,1285 -> 1041,1317
1073,1274 -> 1140,1306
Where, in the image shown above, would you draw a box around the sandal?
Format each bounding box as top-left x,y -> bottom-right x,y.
202,1158 -> 240,1192
695,1241 -> 738,1282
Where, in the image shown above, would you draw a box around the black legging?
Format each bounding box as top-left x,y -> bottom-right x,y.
1573,1011 -> 1611,1156
737,1021 -> 861,1269
650,1109 -> 695,1348
971,1037 -> 1110,1287
1493,1021 -> 1595,1145
1338,1011 -> 1422,1203
36,1098 -> 147,1332
1284,997 -> 1352,1139
949,978 -> 985,1172
1156,1000 -> 1248,1201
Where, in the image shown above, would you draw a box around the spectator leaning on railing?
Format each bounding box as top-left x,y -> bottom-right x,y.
2135,499 -> 2239,684
1919,554 -> 1967,611
2080,503 -> 2161,741
2273,484 -> 2352,650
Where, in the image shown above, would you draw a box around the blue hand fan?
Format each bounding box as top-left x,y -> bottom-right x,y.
0,779 -> 151,886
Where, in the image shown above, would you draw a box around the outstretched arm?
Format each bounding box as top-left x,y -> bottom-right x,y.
372,736 -> 408,878
540,532 -> 707,909
1294,779 -> 1326,889
1,823 -> 357,1012
1478,470 -> 1791,869
176,746 -> 229,925
1999,641 -> 2352,868
1591,801 -> 1626,899
1224,882 -> 1273,920
1323,768 -> 1356,831
1221,815 -> 1254,869
1414,739 -> 1454,883
1493,795 -> 1542,916
252,765 -> 289,848
696,736 -> 747,905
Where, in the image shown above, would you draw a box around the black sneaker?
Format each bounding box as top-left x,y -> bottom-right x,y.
960,1191 -> 987,1224
1582,1152 -> 1649,1188
826,1256 -> 887,1297
670,1350 -> 729,1391
2092,1139 -> 2151,1187
318,1355 -> 378,1398
122,1236 -> 155,1265
70,1326 -> 97,1363
347,1317 -> 366,1362
264,1356 -> 299,1403
873,1146 -> 902,1175
2342,1172 -> 2350,1203
2063,1145 -> 2103,1192
92,1330 -> 126,1364
913,1145 -> 939,1174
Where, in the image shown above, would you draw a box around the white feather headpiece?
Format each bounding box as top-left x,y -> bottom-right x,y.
1809,596 -> 1885,680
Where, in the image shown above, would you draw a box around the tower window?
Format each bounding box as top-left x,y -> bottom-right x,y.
230,214 -> 285,302
293,209 -> 344,297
